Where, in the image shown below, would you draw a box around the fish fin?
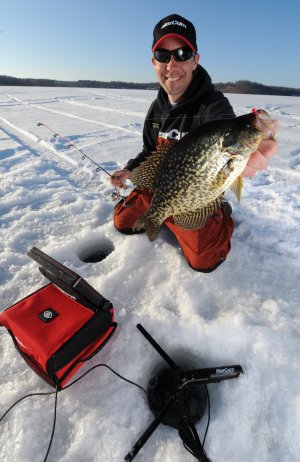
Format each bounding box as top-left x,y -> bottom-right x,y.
173,198 -> 222,230
133,213 -> 161,242
210,161 -> 234,193
129,142 -> 174,190
230,175 -> 243,202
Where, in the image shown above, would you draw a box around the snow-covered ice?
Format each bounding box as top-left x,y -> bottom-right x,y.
0,87 -> 299,462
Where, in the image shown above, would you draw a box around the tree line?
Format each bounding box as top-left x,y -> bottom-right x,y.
215,80 -> 300,97
0,75 -> 299,96
0,75 -> 158,90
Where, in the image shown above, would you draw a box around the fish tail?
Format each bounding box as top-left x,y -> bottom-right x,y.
133,213 -> 161,241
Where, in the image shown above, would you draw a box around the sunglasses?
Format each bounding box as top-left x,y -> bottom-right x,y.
153,47 -> 195,63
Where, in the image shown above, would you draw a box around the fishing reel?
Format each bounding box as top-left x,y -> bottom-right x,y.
125,324 -> 243,461
111,189 -> 127,203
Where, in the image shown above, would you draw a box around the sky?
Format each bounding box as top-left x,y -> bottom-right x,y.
0,0 -> 300,87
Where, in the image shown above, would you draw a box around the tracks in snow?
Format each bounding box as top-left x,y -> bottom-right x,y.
1,90 -> 143,137
62,98 -> 144,118
0,89 -> 145,177
0,115 -> 78,167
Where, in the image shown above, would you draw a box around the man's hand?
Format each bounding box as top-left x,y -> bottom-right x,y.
243,139 -> 278,177
110,169 -> 130,188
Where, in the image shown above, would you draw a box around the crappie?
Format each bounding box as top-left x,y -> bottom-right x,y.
130,109 -> 276,241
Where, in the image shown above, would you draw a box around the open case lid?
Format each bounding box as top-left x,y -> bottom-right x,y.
27,247 -> 111,313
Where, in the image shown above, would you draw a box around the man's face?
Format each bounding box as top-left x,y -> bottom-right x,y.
152,36 -> 199,104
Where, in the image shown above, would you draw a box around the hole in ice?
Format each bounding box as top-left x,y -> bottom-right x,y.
77,235 -> 114,263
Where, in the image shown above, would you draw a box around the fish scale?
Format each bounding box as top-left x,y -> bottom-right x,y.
130,110 -> 275,241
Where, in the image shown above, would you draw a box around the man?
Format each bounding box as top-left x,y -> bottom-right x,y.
111,14 -> 278,272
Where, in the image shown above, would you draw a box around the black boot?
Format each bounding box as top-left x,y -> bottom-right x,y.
221,199 -> 232,217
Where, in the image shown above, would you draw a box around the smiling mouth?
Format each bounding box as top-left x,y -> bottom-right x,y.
167,76 -> 181,82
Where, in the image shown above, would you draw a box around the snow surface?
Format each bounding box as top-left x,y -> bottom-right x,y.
0,87 -> 299,462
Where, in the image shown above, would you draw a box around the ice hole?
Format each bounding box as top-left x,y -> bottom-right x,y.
77,236 -> 114,263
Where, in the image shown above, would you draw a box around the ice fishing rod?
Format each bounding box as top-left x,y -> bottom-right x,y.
37,122 -> 126,201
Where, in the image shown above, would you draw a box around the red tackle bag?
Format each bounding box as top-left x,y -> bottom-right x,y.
0,247 -> 117,389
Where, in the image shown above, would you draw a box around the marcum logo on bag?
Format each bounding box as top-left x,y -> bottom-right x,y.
38,308 -> 58,323
44,311 -> 53,319
161,20 -> 187,30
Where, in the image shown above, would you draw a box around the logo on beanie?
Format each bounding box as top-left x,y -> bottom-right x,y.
161,20 -> 187,30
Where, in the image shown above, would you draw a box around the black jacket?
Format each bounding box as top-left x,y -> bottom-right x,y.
125,64 -> 235,171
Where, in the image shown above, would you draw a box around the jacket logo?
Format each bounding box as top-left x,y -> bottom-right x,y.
158,129 -> 188,141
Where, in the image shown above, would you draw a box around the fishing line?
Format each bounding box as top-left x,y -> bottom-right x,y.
143,109 -> 269,124
144,112 -> 239,123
